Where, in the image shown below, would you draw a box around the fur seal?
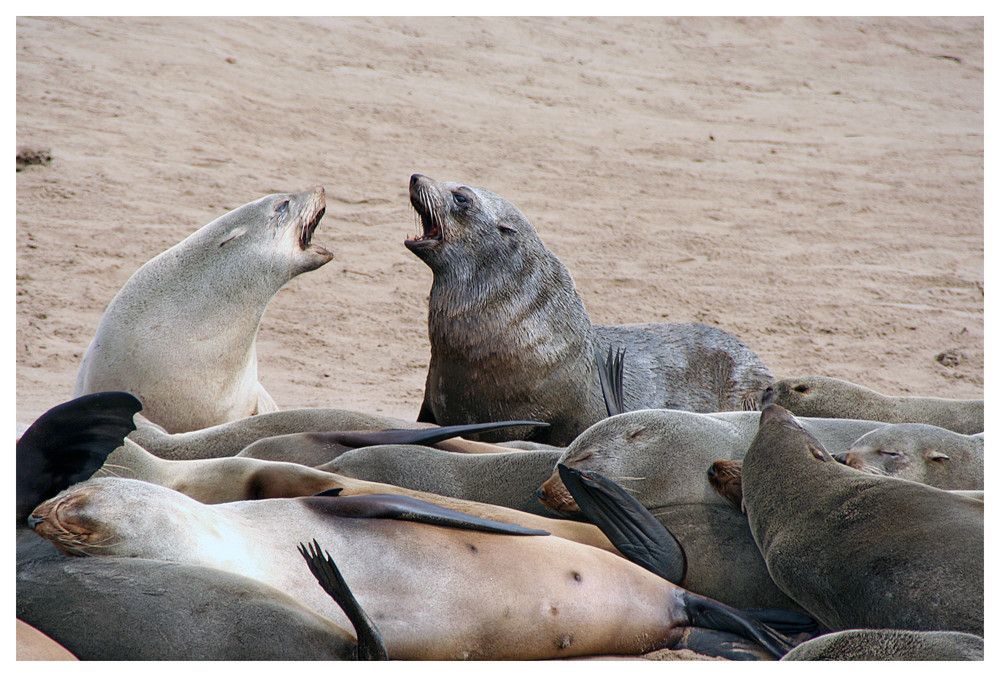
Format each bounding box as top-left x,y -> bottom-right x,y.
780,629 -> 984,661
758,376 -> 984,435
405,174 -> 774,445
29,478 -> 797,659
534,409 -> 882,613
16,619 -> 77,661
834,423 -> 983,490
742,405 -> 983,635
73,187 -> 332,433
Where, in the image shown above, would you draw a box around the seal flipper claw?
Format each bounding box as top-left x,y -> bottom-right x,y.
557,463 -> 685,585
596,345 -> 626,417
298,539 -> 388,660
17,391 -> 143,521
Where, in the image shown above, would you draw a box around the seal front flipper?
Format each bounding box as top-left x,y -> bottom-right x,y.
416,397 -> 437,424
303,493 -> 550,536
298,539 -> 387,660
681,591 -> 795,659
596,345 -> 626,417
329,420 -> 549,449
17,392 -> 142,521
557,463 -> 685,585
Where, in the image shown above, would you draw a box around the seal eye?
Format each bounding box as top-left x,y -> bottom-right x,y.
876,449 -> 901,458
793,384 -> 810,393
276,200 -> 289,214
453,193 -> 469,206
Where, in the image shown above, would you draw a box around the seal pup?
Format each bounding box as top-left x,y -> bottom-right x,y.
534,409 -> 881,613
780,629 -> 984,661
30,478 -> 796,660
74,187 -> 332,433
742,405 -> 983,635
405,174 -> 774,445
834,423 -> 983,490
758,376 -> 984,435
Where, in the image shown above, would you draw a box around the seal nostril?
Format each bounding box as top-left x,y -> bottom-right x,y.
535,488 -> 547,500
27,514 -> 45,530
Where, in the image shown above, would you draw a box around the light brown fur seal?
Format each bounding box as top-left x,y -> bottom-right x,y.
835,423 -> 983,490
74,188 -> 332,433
29,478 -> 796,659
742,405 -> 983,635
406,174 -> 774,445
758,376 -> 983,434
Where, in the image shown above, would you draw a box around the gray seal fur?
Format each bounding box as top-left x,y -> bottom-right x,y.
758,376 -> 983,434
405,174 -> 774,446
74,187 -> 332,433
836,423 -> 983,490
742,405 -> 983,635
535,409 -> 882,614
780,629 -> 984,661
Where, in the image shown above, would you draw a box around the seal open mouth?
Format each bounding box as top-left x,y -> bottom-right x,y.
405,174 -> 444,250
299,205 -> 327,251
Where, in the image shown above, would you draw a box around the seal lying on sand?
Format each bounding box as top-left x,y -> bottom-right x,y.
834,423 -> 983,490
780,629 -> 984,661
757,376 -> 983,435
534,409 -> 881,613
74,188 -> 332,433
29,478 -> 797,660
742,405 -> 983,635
405,174 -> 774,445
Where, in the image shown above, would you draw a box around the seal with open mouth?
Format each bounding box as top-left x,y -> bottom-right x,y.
74,188 -> 332,433
405,174 -> 773,446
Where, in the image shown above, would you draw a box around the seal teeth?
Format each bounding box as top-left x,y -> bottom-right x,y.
300,207 -> 325,249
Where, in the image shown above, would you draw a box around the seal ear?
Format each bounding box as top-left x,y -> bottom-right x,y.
218,226 -> 248,247
497,222 -> 517,233
926,450 -> 951,463
807,442 -> 829,462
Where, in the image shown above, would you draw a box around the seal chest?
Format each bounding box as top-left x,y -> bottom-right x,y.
405,174 -> 773,445
73,187 -> 332,433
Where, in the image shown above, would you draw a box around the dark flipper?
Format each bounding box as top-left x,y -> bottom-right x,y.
17,392 -> 143,521
298,539 -> 388,660
328,420 -> 549,449
416,398 -> 437,424
595,345 -> 626,417
743,609 -> 819,637
302,493 -> 550,536
671,628 -> 777,661
557,463 -> 686,585
682,591 -> 795,659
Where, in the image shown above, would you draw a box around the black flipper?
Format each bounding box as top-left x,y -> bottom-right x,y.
298,539 -> 388,660
17,391 -> 143,521
328,420 -> 549,449
302,493 -> 550,536
595,345 -> 626,417
557,463 -> 686,585
416,398 -> 437,424
671,628 -> 777,661
681,591 -> 795,659
743,609 -> 819,637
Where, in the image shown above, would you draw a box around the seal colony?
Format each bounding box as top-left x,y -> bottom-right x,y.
405,174 -> 774,445
73,188 -> 332,433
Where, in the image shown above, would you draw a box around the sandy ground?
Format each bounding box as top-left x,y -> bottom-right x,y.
15,16 -> 983,429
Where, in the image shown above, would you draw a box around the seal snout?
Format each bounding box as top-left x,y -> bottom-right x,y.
537,474 -> 581,514
406,174 -> 445,250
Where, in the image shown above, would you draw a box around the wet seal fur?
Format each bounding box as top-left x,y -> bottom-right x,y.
758,376 -> 983,435
405,174 -> 774,445
29,477 -> 796,660
74,188 -> 332,433
742,405 -> 983,635
835,423 -> 983,490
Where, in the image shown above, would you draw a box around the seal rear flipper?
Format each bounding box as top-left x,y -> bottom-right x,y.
557,463 -> 685,585
17,392 -> 143,521
671,628 -> 778,661
330,420 -> 549,449
303,493 -> 550,536
596,345 -> 626,417
743,609 -> 819,638
298,539 -> 387,660
682,591 -> 795,659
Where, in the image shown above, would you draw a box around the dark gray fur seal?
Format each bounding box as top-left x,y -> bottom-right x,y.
758,376 -> 984,434
835,423 -> 983,490
405,174 -> 774,445
742,405 -> 983,635
780,629 -> 984,661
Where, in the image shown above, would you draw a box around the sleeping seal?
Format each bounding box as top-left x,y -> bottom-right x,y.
758,376 -> 983,434
780,629 -> 984,661
74,187 -> 332,433
29,478 -> 797,660
834,423 -> 983,490
405,174 -> 773,445
742,405 -> 983,635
